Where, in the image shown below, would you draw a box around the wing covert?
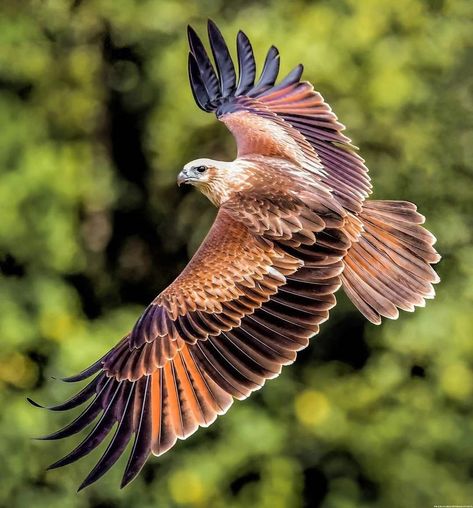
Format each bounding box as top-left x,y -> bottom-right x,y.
118,208 -> 303,378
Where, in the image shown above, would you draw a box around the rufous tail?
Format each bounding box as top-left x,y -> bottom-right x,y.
341,200 -> 440,325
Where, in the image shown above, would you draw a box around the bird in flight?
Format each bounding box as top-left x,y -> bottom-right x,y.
31,20 -> 440,490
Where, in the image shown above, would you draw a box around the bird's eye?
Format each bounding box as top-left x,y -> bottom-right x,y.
195,165 -> 207,173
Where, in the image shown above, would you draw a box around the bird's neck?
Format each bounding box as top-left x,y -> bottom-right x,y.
203,160 -> 254,207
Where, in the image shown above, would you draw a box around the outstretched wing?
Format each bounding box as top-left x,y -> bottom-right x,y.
32,190 -> 351,490
188,20 -> 371,213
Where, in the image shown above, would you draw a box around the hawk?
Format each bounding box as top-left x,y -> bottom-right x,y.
31,20 -> 440,490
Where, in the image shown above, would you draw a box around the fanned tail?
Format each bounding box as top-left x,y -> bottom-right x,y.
341,200 -> 440,324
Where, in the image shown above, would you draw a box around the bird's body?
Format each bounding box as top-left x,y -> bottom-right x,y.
32,21 -> 440,490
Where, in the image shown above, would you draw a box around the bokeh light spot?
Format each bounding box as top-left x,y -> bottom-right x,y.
295,389 -> 331,427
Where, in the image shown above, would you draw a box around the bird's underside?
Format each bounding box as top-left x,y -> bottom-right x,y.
30,20 -> 440,490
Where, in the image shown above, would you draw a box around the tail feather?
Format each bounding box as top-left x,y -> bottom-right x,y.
341,200 -> 440,325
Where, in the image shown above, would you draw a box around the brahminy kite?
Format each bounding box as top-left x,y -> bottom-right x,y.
30,20 -> 440,490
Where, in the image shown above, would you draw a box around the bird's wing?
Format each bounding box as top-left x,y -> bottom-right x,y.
188,20 -> 371,213
34,197 -> 350,490
34,186 -> 350,488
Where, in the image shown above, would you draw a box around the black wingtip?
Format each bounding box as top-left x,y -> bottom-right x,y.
46,461 -> 62,471
188,22 -> 304,112
119,441 -> 149,489
235,29 -> 256,96
269,46 -> 281,64
294,63 -> 304,76
120,376 -> 152,489
206,18 -> 236,98
207,18 -> 218,30
247,44 -> 280,97
27,397 -> 44,408
75,383 -> 136,491
61,356 -> 104,382
187,24 -> 199,50
77,473 -> 103,492
120,452 -> 145,489
120,473 -> 134,489
121,461 -> 145,488
206,19 -> 222,44
33,434 -> 52,441
77,468 -> 100,492
34,433 -> 60,441
28,373 -> 103,414
120,459 -> 149,489
120,468 -> 141,489
236,29 -> 251,45
188,52 -> 212,111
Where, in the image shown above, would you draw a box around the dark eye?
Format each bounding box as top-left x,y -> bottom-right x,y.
194,165 -> 207,173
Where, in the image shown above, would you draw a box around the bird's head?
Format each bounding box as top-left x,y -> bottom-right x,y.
177,158 -> 250,206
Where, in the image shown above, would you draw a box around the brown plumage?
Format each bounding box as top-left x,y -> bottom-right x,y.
30,20 -> 440,490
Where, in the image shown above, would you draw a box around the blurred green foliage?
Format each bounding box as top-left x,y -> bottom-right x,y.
1,0 -> 473,507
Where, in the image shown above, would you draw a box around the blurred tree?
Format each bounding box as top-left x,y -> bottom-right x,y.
0,0 -> 472,507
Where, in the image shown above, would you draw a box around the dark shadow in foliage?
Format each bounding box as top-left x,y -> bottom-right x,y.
303,465 -> 329,508
302,311 -> 370,371
0,253 -> 25,277
411,365 -> 426,378
230,470 -> 261,495
98,28 -> 191,313
320,450 -> 379,503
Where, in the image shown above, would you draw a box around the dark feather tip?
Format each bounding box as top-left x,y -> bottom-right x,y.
61,355 -> 105,383
77,481 -> 88,493
120,474 -> 134,489
46,461 -> 62,471
27,397 -> 44,408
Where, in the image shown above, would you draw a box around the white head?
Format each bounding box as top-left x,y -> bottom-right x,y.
177,158 -> 250,206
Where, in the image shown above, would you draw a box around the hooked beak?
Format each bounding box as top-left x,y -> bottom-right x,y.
177,169 -> 189,187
